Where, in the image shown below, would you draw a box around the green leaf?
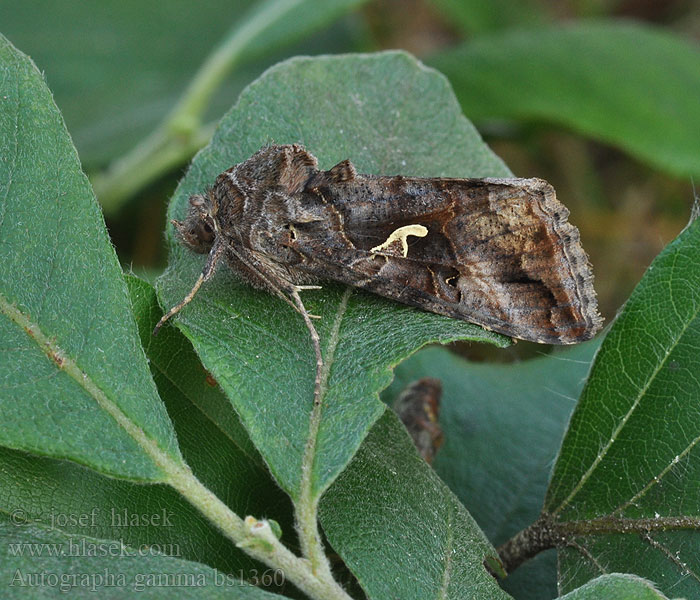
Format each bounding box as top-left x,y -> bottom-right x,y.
0,0 -> 366,166
558,574 -> 673,600
429,21 -> 700,179
546,215 -> 700,597
427,0 -> 545,35
383,340 -> 601,600
0,276 -> 297,591
0,445 -> 263,581
128,275 -> 298,572
0,35 -> 181,480
156,51 -> 511,503
320,411 -> 512,600
126,275 -> 267,476
0,517 -> 289,598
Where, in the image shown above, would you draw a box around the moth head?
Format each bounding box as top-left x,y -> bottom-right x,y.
172,192 -> 218,254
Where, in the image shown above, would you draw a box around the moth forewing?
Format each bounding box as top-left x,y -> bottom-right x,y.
288,173 -> 602,344
159,144 -> 602,346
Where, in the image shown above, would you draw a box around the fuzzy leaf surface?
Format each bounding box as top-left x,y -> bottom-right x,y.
558,574 -> 673,600
320,411 -> 512,600
0,35 -> 180,481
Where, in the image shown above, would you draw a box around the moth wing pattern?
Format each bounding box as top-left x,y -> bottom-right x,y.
289,170 -> 601,344
161,144 -> 601,345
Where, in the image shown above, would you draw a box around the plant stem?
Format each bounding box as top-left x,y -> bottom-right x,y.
497,515 -> 560,574
167,0 -> 302,132
498,512 -> 700,574
165,464 -> 352,600
92,123 -> 215,214
2,295 -> 351,600
92,0 -> 303,215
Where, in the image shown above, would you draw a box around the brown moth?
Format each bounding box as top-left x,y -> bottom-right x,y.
155,144 -> 602,345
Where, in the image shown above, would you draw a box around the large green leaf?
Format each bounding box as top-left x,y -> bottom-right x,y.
383,340 -> 601,600
0,0 -> 366,166
320,411 -> 512,600
0,445 -> 264,583
558,574 -> 674,600
126,275 -> 269,481
0,276 -> 298,595
0,35 -> 180,480
0,516 -> 289,598
429,22 -> 700,179
126,275 -> 298,575
156,51 -> 512,503
546,215 -> 700,597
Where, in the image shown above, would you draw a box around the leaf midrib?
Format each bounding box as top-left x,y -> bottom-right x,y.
0,291 -> 180,481
299,286 -> 353,501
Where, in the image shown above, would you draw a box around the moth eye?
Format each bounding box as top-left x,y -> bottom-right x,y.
193,221 -> 215,247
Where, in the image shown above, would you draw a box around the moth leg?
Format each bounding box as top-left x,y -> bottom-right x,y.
293,285 -> 322,319
228,246 -> 324,405
289,287 -> 324,407
153,240 -> 226,335
227,246 -> 323,317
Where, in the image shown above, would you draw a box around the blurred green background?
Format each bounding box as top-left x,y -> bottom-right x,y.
2,0 -> 698,345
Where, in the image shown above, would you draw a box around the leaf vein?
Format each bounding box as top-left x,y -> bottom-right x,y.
0,291 -> 178,479
552,259 -> 700,516
437,500 -> 455,599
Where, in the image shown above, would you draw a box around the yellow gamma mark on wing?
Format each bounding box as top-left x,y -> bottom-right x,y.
370,224 -> 428,258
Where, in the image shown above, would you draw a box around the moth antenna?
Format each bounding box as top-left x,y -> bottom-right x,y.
153,241 -> 226,335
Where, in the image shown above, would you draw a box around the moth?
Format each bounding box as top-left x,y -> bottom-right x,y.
155,144 -> 601,345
